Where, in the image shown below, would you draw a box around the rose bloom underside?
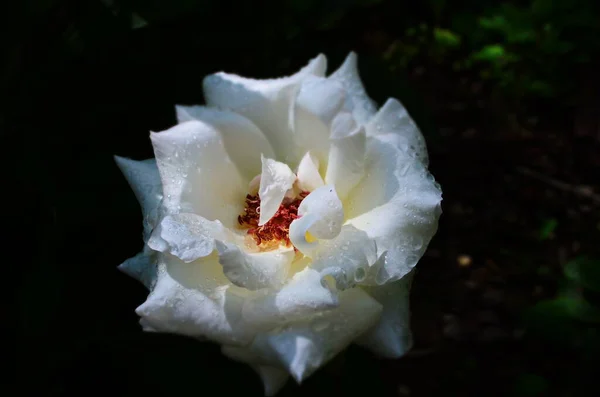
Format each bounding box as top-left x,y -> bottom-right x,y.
116,52 -> 442,395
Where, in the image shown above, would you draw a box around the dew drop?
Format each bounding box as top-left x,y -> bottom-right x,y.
354,267 -> 366,282
412,235 -> 423,250
405,254 -> 419,268
321,274 -> 336,291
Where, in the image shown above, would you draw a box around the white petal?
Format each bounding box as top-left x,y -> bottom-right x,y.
366,98 -> 429,165
357,271 -> 415,358
289,185 -> 344,256
216,242 -> 295,290
136,253 -> 255,345
175,105 -> 276,179
253,366 -> 289,396
296,151 -> 324,192
325,112 -> 367,200
347,137 -> 442,284
150,120 -> 246,228
329,52 -> 377,125
293,76 -> 345,164
224,287 -> 382,383
139,318 -> 158,332
258,156 -> 296,226
114,156 -> 162,239
309,225 -> 377,290
147,213 -> 231,263
203,55 -> 326,165
117,246 -> 158,289
241,267 -> 339,331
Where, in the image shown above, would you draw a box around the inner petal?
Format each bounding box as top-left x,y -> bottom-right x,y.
258,156 -> 296,226
296,151 -> 324,192
289,185 -> 344,257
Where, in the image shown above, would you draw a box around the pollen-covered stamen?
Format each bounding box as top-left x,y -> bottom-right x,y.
238,191 -> 309,250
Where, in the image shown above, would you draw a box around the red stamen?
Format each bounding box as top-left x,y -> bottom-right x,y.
238,192 -> 308,249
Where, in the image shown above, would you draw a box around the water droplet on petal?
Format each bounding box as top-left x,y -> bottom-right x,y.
412,235 -> 423,250
354,267 -> 366,282
405,254 -> 419,268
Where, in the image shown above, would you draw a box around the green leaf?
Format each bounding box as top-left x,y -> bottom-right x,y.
564,257 -> 600,292
529,80 -> 554,97
538,218 -> 558,240
433,28 -> 461,47
472,45 -> 506,61
479,15 -> 508,30
561,293 -> 600,323
522,292 -> 600,346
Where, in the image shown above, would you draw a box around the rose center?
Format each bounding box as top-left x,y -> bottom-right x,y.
238,191 -> 308,251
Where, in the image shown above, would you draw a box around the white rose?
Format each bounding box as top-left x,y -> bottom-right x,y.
115,52 -> 442,395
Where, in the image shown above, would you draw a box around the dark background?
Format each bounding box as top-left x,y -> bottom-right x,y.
7,1 -> 600,396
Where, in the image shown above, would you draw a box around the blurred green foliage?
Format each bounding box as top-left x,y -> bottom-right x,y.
524,255 -> 600,352
538,218 -> 558,241
520,255 -> 600,395
386,0 -> 600,103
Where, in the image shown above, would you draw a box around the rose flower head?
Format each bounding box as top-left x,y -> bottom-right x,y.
115,52 -> 442,395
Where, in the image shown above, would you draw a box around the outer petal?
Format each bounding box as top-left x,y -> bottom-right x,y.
114,156 -> 162,239
135,253 -> 255,345
347,136 -> 442,284
289,185 -> 344,256
325,112 -> 367,200
223,287 -> 382,383
175,105 -> 276,179
150,120 -> 246,228
292,76 -> 345,165
117,246 -> 158,289
309,225 -> 377,290
203,55 -> 326,166
328,52 -> 377,126
253,365 -> 289,396
258,156 -> 297,226
357,271 -> 415,358
147,213 -> 232,263
241,267 -> 339,331
366,98 -> 429,166
114,156 -> 162,288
